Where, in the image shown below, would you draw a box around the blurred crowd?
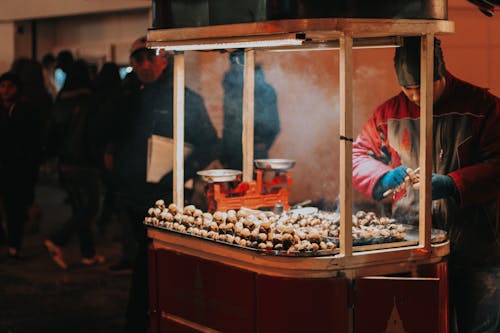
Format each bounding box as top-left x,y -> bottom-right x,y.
0,50 -> 132,264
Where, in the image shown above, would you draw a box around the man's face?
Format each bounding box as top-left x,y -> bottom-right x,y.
130,49 -> 167,84
401,77 -> 446,106
0,80 -> 18,103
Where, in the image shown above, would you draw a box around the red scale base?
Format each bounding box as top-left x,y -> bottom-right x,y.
205,169 -> 292,212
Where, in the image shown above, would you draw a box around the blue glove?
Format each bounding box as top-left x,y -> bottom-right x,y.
431,174 -> 457,200
372,166 -> 409,200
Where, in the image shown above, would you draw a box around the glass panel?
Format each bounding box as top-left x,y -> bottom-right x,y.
351,47 -> 420,250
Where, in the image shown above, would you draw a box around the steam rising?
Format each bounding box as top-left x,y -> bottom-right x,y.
260,51 -> 340,203
189,48 -> 397,211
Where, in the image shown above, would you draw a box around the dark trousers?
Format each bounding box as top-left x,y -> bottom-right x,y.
2,179 -> 34,251
450,264 -> 500,333
125,237 -> 149,333
114,194 -> 141,264
51,168 -> 100,258
114,194 -> 150,333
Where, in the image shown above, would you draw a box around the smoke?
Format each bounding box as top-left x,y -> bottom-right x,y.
187,49 -> 397,212
259,51 -> 340,203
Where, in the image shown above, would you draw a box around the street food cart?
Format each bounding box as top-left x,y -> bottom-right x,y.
144,1 -> 454,332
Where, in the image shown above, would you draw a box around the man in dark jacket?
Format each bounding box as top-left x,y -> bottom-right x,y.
0,72 -> 41,259
111,36 -> 219,332
352,37 -> 499,333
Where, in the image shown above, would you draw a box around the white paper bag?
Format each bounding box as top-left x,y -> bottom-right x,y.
146,135 -> 192,183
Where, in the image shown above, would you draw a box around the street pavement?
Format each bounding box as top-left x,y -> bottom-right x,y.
0,175 -> 131,333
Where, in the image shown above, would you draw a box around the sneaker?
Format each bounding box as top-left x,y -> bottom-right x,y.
7,247 -> 23,260
44,239 -> 68,269
81,255 -> 106,266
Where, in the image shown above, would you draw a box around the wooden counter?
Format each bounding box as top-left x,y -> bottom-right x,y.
148,227 -> 449,333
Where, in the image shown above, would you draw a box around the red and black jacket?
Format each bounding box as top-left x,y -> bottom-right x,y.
353,72 -> 500,266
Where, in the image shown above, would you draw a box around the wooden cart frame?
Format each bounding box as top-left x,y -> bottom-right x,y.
145,17 -> 456,333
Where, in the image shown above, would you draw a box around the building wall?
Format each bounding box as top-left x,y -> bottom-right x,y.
441,2 -> 500,94
35,9 -> 150,67
0,0 -> 149,21
0,23 -> 16,72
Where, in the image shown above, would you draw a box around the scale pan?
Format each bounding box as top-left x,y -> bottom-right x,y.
254,159 -> 296,171
197,169 -> 242,183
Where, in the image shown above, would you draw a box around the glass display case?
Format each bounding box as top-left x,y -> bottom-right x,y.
144,7 -> 454,333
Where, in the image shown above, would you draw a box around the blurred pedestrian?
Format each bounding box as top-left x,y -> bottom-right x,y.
43,60 -> 106,269
0,72 -> 41,259
11,58 -> 53,233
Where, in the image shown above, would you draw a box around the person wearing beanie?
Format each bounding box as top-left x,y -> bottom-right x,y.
352,37 -> 499,332
0,72 -> 41,259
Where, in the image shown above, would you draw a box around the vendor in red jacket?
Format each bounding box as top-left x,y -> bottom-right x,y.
352,37 -> 499,333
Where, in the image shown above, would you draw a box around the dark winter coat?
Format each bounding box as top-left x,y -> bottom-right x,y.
0,101 -> 41,187
47,88 -> 104,170
112,66 -> 220,206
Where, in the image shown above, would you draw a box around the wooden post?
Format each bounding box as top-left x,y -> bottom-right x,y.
242,49 -> 255,182
339,35 -> 353,257
173,52 -> 185,208
419,34 -> 434,251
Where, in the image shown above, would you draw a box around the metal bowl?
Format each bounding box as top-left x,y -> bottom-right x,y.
254,159 -> 296,171
197,169 -> 242,183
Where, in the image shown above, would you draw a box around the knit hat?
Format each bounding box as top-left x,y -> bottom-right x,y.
130,36 -> 148,58
394,37 -> 446,86
0,71 -> 22,89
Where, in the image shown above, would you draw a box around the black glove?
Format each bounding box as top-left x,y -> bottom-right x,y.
431,174 -> 457,200
372,166 -> 409,200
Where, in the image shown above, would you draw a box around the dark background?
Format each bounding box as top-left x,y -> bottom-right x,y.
0,174 -> 131,333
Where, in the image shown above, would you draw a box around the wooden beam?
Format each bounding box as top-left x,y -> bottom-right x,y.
242,49 -> 255,182
419,34 -> 434,251
173,52 -> 185,208
148,18 -> 454,43
339,35 -> 353,257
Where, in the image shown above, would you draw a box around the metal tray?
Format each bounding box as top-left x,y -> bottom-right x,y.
254,159 -> 296,171
197,169 -> 242,183
145,222 -> 336,257
145,222 -> 447,257
403,225 -> 448,244
324,225 -> 447,247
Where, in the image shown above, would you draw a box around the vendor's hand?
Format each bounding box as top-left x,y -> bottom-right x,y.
431,174 -> 457,200
372,166 -> 409,200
